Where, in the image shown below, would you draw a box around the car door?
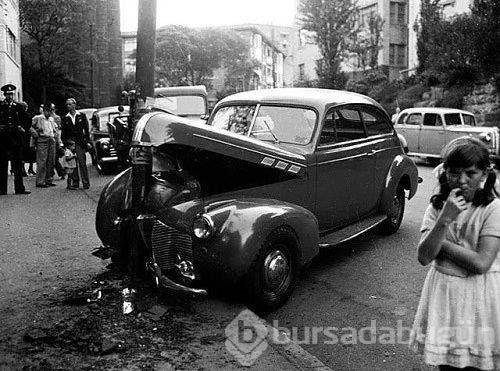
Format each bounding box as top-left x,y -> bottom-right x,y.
395,112 -> 420,153
315,106 -> 375,232
419,113 -> 445,155
360,106 -> 400,208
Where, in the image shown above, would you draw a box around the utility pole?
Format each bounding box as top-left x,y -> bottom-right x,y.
135,0 -> 157,99
89,23 -> 94,107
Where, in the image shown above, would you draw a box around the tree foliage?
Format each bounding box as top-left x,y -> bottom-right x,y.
349,13 -> 384,71
416,0 -> 500,85
155,26 -> 260,90
20,0 -> 94,107
298,0 -> 359,89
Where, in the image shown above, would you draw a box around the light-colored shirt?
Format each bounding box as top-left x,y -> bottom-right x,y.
31,114 -> 58,139
420,198 -> 500,276
66,110 -> 81,125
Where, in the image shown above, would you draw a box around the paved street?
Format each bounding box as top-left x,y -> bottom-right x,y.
0,159 -> 491,369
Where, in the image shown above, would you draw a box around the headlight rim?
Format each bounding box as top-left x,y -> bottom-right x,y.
192,214 -> 215,239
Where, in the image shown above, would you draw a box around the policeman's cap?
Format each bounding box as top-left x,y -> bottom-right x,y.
1,84 -> 16,93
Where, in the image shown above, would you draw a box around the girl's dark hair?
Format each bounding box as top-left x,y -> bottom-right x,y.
430,137 -> 498,209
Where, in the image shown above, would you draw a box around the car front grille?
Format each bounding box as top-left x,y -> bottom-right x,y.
109,144 -> 117,156
151,220 -> 194,272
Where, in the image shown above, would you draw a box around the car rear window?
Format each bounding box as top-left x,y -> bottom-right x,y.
444,113 -> 461,126
209,105 -> 317,145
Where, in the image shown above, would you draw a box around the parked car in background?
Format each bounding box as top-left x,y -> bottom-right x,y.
394,107 -> 500,164
95,88 -> 420,310
90,105 -> 129,173
149,85 -> 209,122
80,108 -> 97,126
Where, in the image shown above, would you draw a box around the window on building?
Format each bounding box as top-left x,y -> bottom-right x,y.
390,1 -> 407,25
7,28 -> 17,61
299,64 -> 305,80
389,44 -> 406,66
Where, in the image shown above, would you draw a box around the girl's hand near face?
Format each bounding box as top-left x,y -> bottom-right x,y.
440,188 -> 468,223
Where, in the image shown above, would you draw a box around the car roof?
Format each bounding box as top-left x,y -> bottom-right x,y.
400,107 -> 474,115
154,85 -> 207,97
217,88 -> 386,112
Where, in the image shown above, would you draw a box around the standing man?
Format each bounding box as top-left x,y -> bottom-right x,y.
30,104 -> 58,187
50,103 -> 65,179
0,84 -> 30,195
61,98 -> 91,189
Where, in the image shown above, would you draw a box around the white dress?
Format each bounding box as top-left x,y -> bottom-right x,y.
409,198 -> 500,370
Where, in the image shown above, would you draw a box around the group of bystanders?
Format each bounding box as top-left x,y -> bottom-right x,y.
0,84 -> 91,195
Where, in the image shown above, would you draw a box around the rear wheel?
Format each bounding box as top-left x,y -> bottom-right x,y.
245,226 -> 299,312
379,185 -> 405,235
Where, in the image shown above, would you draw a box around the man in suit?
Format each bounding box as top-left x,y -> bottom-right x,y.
0,84 -> 30,195
61,98 -> 91,189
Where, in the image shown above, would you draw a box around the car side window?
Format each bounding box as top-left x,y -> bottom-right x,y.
406,113 -> 422,126
396,113 -> 408,125
423,113 -> 443,126
318,111 -> 339,145
360,108 -> 392,136
335,108 -> 366,142
444,113 -> 461,126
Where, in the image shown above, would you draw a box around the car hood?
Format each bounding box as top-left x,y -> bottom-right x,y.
133,112 -> 308,176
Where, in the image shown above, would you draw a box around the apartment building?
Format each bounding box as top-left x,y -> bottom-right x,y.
0,0 -> 21,100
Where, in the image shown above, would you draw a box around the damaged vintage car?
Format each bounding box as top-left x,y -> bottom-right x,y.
95,88 -> 419,310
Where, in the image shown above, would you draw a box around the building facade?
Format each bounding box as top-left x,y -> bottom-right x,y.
0,0 -> 21,100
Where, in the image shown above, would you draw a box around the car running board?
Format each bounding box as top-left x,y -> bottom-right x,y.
318,214 -> 386,248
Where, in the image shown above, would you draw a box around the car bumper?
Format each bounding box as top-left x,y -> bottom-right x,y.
100,156 -> 119,163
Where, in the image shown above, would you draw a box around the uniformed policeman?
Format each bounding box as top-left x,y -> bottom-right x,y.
0,84 -> 30,195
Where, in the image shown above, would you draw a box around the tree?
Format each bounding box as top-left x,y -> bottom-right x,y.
350,13 -> 384,71
298,0 -> 359,89
155,26 -> 260,91
20,0 -> 94,106
415,0 -> 441,77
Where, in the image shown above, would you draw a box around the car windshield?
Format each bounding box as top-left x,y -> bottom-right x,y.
444,113 -> 462,126
209,105 -> 316,145
153,95 -> 206,116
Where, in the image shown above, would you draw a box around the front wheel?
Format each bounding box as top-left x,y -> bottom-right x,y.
245,226 -> 299,312
378,185 -> 405,235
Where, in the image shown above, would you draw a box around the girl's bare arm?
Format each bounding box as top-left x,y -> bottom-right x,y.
439,237 -> 500,274
418,188 -> 468,266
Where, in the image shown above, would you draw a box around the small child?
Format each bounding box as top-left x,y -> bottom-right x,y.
62,140 -> 77,190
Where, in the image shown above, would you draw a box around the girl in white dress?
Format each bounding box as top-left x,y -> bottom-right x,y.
409,137 -> 500,370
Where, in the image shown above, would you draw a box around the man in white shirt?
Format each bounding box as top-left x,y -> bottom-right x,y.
30,104 -> 59,187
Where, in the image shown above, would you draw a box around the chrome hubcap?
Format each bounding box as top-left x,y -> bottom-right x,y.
263,249 -> 290,291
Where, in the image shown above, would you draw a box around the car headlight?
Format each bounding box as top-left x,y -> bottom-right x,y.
193,214 -> 214,239
479,132 -> 492,142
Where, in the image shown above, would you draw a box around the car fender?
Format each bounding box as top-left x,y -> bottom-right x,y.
380,155 -> 418,213
95,167 -> 132,247
195,198 -> 319,283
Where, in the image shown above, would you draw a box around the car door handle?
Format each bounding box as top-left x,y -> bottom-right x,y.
366,149 -> 376,157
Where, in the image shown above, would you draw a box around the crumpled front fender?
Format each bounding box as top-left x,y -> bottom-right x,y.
95,168 -> 132,247
193,198 -> 319,284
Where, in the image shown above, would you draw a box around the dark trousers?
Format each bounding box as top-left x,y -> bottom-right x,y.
71,144 -> 90,188
0,145 -> 26,194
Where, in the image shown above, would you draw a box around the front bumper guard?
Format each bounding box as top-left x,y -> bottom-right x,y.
136,214 -> 207,297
